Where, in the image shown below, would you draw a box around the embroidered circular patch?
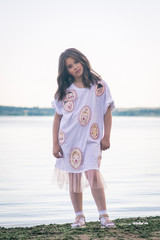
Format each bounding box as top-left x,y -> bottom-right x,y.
90,123 -> 99,140
98,153 -> 102,168
95,81 -> 105,96
66,90 -> 77,101
58,130 -> 65,144
70,148 -> 82,169
63,99 -> 74,112
79,106 -> 91,126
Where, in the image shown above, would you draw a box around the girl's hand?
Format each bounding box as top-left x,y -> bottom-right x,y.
53,143 -> 63,158
100,137 -> 110,151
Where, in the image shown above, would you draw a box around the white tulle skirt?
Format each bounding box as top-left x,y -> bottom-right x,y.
52,168 -> 106,193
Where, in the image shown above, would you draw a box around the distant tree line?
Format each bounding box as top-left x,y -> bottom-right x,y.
112,108 -> 160,116
0,106 -> 160,116
0,106 -> 54,116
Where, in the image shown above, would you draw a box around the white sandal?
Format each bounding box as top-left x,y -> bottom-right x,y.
99,214 -> 115,228
71,215 -> 86,228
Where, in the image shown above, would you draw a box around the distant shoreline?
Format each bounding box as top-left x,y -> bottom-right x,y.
0,105 -> 160,116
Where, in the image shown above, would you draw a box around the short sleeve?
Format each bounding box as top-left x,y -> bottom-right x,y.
103,81 -> 115,115
51,98 -> 63,115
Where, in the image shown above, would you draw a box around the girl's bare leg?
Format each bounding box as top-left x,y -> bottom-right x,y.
85,170 -> 106,211
85,170 -> 115,227
69,190 -> 85,228
91,188 -> 106,210
69,173 -> 83,213
69,191 -> 83,213
69,173 -> 85,228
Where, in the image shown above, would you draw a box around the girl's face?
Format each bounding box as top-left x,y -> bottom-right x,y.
66,57 -> 83,81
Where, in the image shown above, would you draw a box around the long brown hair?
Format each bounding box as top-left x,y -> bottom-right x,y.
55,48 -> 101,100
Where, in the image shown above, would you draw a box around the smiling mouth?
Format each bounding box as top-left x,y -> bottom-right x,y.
76,69 -> 81,74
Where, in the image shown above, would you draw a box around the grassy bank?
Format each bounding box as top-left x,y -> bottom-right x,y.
0,216 -> 159,240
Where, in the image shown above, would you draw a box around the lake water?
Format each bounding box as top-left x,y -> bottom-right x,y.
0,116 -> 160,228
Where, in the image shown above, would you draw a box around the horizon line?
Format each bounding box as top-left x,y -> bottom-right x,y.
0,105 -> 160,109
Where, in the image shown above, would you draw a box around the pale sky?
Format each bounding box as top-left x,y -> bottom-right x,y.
0,0 -> 160,108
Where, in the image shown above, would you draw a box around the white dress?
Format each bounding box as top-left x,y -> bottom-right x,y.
51,80 -> 115,192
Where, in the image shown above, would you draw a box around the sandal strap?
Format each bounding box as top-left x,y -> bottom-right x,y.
99,214 -> 109,220
99,214 -> 115,227
71,215 -> 85,228
75,215 -> 85,221
74,215 -> 85,224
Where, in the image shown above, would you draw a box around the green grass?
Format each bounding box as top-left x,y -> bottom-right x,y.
0,216 -> 160,240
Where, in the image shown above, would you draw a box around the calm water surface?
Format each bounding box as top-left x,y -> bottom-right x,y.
0,116 -> 160,227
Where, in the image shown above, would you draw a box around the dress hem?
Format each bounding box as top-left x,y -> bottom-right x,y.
52,167 -> 107,193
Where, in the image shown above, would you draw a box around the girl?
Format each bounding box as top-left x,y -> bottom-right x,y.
51,48 -> 115,228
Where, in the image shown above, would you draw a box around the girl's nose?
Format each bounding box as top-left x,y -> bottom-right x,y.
73,64 -> 77,70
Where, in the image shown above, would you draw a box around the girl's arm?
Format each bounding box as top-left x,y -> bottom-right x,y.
100,106 -> 112,150
52,112 -> 63,158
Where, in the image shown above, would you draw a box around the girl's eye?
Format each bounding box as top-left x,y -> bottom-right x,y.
67,65 -> 72,69
74,60 -> 79,64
